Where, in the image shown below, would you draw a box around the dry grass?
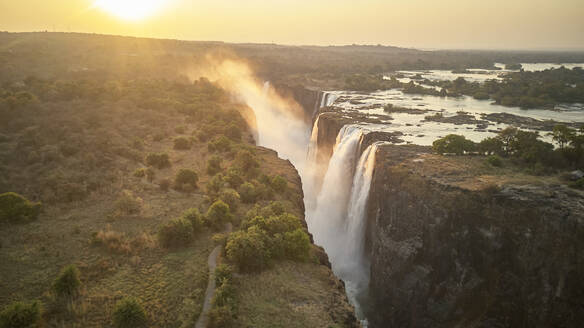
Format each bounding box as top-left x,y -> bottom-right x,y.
235,261 -> 352,328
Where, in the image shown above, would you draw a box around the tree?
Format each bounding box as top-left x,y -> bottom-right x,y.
113,297 -> 147,328
552,124 -> 575,149
174,169 -> 198,191
53,264 -> 81,298
238,182 -> 257,203
158,218 -> 194,248
205,200 -> 233,230
496,127 -> 518,155
432,134 -> 476,155
0,192 -> 41,224
235,150 -> 259,176
0,301 -> 42,328
479,137 -> 504,155
207,155 -> 223,176
225,227 -> 270,272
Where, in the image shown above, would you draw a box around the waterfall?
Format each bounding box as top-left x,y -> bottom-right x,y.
307,125 -> 364,249
304,116 -> 321,211
306,124 -> 384,324
319,92 -> 339,108
338,142 -> 383,323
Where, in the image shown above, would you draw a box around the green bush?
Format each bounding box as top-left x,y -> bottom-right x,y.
205,200 -> 233,231
283,229 -> 311,261
208,135 -> 232,153
133,168 -> 146,178
212,280 -> 236,308
174,169 -> 198,191
158,218 -> 193,248
173,137 -> 191,150
243,213 -> 302,236
0,192 -> 41,224
238,182 -> 257,203
214,264 -> 233,286
207,155 -> 223,176
225,123 -> 242,141
114,190 -> 142,215
270,175 -> 288,193
225,227 -> 271,272
113,297 -> 147,328
220,189 -> 240,211
479,137 -> 504,156
486,155 -> 503,167
432,134 -> 477,155
235,150 -> 259,176
0,301 -> 42,328
207,174 -> 225,195
224,167 -> 244,188
208,306 -> 235,328
181,208 -> 203,232
146,153 -> 170,169
53,264 -> 81,298
570,177 -> 584,190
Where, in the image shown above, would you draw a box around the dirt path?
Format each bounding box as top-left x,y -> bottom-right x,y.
195,223 -> 232,328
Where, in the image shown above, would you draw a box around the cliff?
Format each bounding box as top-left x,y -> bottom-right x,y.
366,145 -> 584,327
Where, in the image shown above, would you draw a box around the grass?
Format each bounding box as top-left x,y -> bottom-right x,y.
235,261 -> 351,328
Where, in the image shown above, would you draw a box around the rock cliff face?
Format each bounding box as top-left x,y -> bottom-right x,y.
366,145 -> 584,327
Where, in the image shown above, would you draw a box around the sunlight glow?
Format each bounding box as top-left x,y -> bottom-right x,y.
93,0 -> 167,20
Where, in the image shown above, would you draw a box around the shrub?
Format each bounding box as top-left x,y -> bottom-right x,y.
114,190 -> 142,215
0,301 -> 42,328
220,189 -> 240,211
181,208 -> 203,232
205,200 -> 233,231
283,229 -> 311,261
207,155 -> 223,176
235,150 -> 259,176
174,169 -> 198,191
224,167 -> 244,188
225,123 -> 242,141
270,175 -> 288,193
208,306 -> 235,328
53,264 -> 81,298
133,168 -> 146,178
569,177 -> 584,190
486,155 -> 503,167
158,218 -> 194,248
146,153 -> 170,169
479,137 -> 504,156
0,192 -> 41,224
208,135 -> 232,153
238,182 -> 257,203
214,264 -> 233,286
112,297 -> 147,328
92,227 -> 131,254
173,137 -> 191,150
432,134 -> 477,155
207,174 -> 225,195
225,227 -> 270,272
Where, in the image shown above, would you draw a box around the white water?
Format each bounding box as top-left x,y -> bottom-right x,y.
308,125 -> 364,249
305,122 -> 381,323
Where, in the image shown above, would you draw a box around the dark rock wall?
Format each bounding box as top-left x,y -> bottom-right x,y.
367,146 -> 584,328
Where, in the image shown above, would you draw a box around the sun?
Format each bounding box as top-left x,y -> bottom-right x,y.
93,0 -> 167,21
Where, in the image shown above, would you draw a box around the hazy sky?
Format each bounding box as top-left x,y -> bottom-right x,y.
1,0 -> 583,50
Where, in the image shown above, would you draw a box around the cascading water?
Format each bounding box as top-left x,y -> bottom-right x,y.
223,75 -> 377,324
308,125 -> 364,249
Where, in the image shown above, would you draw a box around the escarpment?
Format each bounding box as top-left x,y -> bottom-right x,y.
366,145 -> 584,327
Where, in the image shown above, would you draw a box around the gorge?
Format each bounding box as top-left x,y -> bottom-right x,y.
230,67 -> 584,327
